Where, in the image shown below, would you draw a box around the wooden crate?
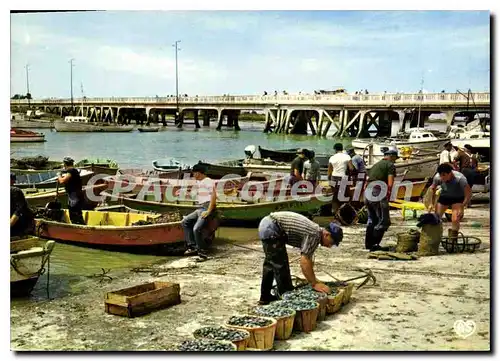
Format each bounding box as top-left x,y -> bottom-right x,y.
105,281 -> 180,318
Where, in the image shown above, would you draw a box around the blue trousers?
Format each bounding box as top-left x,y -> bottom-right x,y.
182,204 -> 209,252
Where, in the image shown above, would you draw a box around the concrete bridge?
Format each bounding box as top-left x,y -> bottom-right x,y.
10,91 -> 490,137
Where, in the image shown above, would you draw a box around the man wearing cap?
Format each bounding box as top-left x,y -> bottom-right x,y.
439,142 -> 453,165
363,147 -> 398,251
257,211 -> 343,305
10,173 -> 35,237
182,163 -> 217,262
289,149 -> 306,186
345,146 -> 366,178
57,157 -> 85,224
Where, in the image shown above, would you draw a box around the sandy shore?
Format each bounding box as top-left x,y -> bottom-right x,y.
11,206 -> 490,351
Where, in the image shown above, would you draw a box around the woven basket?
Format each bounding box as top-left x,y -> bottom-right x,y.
417,223 -> 443,256
224,315 -> 277,351
293,302 -> 320,333
249,308 -> 295,341
396,229 -> 420,253
441,233 -> 481,254
193,326 -> 250,351
326,289 -> 345,314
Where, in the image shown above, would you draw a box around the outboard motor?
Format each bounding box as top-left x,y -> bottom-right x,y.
244,145 -> 257,159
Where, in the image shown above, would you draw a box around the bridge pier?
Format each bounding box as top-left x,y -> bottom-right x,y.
202,110 -> 210,126
193,110 -> 201,128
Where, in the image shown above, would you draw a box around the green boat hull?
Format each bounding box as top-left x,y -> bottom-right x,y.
120,194 -> 328,224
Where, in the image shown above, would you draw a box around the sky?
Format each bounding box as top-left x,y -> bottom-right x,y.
10,10 -> 490,98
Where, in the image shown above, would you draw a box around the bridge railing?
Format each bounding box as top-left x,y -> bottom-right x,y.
10,92 -> 490,106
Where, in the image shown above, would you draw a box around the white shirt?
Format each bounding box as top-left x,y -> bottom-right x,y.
328,153 -> 351,177
197,177 -> 214,205
439,150 -> 452,164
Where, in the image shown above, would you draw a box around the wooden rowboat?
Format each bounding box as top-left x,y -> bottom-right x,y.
75,158 -> 119,176
257,146 -> 330,168
15,169 -> 95,189
197,161 -> 247,178
35,209 -> 218,251
111,192 -> 328,225
117,168 -> 183,179
10,237 -> 56,297
24,183 -> 107,208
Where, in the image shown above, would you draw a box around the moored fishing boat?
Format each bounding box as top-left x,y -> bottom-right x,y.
54,116 -> 134,132
75,158 -> 119,175
10,128 -> 46,143
24,183 -> 107,208
11,156 -> 62,173
256,146 -> 330,168
351,130 -> 450,159
10,237 -> 56,297
14,169 -> 94,189
197,161 -> 248,178
109,191 -> 328,225
117,168 -> 183,179
152,158 -> 189,171
35,209 -> 187,249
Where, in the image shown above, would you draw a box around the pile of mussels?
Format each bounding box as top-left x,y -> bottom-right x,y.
227,315 -> 273,328
253,304 -> 295,319
283,286 -> 326,302
272,299 -> 318,311
178,339 -> 236,352
194,326 -> 249,342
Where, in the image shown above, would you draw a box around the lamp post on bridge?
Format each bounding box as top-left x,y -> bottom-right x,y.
173,40 -> 181,125
25,63 -> 31,112
69,58 -> 75,115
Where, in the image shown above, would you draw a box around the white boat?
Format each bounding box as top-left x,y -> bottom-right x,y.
55,116 -> 134,132
352,130 -> 450,161
242,154 -> 438,181
448,129 -> 490,162
10,237 -> 56,297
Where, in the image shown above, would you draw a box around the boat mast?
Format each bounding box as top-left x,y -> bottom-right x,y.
417,72 -> 424,129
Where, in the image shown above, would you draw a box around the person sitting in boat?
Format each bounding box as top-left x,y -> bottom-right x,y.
57,157 -> 85,225
289,148 -> 307,186
345,146 -> 366,179
363,147 -> 398,252
439,141 -> 454,165
10,173 -> 35,238
427,163 -> 471,243
257,211 -> 343,305
182,163 -> 216,262
302,150 -> 321,189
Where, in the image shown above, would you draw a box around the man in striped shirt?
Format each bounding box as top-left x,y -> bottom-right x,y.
258,211 -> 344,305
